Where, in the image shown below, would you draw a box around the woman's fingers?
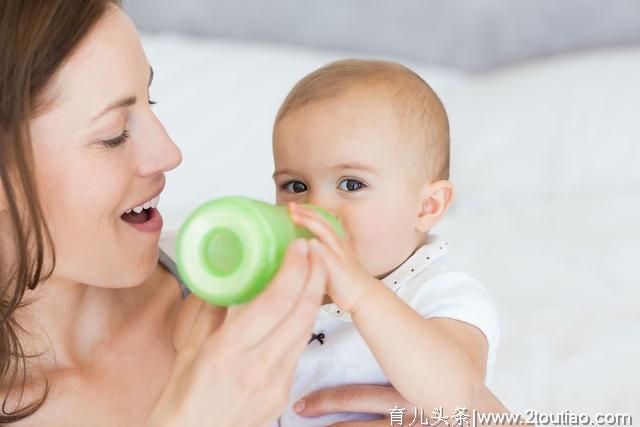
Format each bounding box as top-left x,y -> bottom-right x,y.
271,246 -> 327,368
294,385 -> 411,418
251,249 -> 328,420
221,239 -> 311,347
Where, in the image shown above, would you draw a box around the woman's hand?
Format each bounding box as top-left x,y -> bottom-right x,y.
292,384 -> 413,426
145,239 -> 327,427
294,384 -> 512,427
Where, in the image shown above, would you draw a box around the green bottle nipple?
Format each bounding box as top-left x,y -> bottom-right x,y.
175,196 -> 344,306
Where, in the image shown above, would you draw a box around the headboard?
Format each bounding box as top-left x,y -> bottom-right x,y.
125,0 -> 640,71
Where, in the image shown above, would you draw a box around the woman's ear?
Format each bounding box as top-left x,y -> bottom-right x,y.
416,180 -> 455,233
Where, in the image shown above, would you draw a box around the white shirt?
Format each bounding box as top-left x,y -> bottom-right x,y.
275,234 -> 500,427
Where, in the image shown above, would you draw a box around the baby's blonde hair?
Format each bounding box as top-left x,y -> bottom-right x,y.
274,59 -> 450,181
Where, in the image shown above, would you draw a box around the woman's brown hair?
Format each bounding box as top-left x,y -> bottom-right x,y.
0,0 -> 120,421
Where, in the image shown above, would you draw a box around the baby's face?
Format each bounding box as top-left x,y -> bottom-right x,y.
273,92 -> 427,277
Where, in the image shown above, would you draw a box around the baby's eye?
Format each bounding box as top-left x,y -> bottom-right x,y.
338,179 -> 365,192
283,181 -> 308,193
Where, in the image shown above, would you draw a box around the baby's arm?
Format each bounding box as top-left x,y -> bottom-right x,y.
350,278 -> 497,411
289,204 -> 506,413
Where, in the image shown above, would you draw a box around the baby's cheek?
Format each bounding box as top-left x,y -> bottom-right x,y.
344,211 -> 399,274
348,200 -> 419,276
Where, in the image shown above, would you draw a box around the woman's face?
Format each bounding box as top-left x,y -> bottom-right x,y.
29,7 -> 182,288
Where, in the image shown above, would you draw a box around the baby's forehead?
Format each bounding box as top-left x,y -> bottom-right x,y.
274,60 -> 450,182
276,97 -> 423,173
278,85 -> 446,183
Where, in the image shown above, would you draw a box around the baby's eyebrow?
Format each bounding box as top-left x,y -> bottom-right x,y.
272,168 -> 296,178
332,162 -> 379,174
272,163 -> 380,178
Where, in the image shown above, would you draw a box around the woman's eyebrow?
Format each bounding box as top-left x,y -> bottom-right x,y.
89,67 -> 154,123
90,96 -> 136,123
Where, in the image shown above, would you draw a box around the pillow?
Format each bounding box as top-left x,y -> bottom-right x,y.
447,46 -> 640,207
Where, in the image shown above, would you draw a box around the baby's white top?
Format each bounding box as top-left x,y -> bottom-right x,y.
276,234 -> 500,427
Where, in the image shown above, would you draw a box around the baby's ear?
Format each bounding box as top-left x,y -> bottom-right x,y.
416,180 -> 455,233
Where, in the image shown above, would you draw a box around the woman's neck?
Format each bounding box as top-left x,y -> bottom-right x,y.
14,263 -> 177,372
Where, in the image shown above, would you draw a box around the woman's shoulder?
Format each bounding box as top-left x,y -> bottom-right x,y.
171,292 -> 227,352
172,293 -> 204,351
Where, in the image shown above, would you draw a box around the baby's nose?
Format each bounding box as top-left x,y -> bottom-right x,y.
305,195 -> 338,217
305,194 -> 325,208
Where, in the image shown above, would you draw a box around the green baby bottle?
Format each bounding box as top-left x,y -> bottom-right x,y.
175,196 -> 344,306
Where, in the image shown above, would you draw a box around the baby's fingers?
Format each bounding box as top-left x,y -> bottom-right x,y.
289,203 -> 343,256
308,238 -> 342,274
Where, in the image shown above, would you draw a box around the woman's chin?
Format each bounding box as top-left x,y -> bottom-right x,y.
105,245 -> 161,289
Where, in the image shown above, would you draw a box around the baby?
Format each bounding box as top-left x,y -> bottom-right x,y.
270,59 -> 500,426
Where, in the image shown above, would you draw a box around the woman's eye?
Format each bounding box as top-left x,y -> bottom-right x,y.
284,181 -> 308,193
101,129 -> 129,149
338,179 -> 365,192
148,99 -> 158,105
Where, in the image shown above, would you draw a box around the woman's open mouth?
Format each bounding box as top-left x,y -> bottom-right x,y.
121,195 -> 163,233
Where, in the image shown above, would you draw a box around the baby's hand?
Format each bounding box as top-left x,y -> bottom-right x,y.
288,203 -> 375,313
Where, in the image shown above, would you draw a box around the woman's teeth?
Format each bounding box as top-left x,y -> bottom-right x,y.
125,195 -> 159,214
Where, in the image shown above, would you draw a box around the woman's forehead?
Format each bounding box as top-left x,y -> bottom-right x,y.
38,7 -> 148,122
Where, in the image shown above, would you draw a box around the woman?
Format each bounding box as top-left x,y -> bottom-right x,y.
0,1 -> 415,425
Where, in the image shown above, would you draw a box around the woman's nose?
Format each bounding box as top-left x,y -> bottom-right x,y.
134,113 -> 182,176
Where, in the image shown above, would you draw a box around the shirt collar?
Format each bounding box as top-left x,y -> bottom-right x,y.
380,234 -> 449,292
319,234 -> 450,322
